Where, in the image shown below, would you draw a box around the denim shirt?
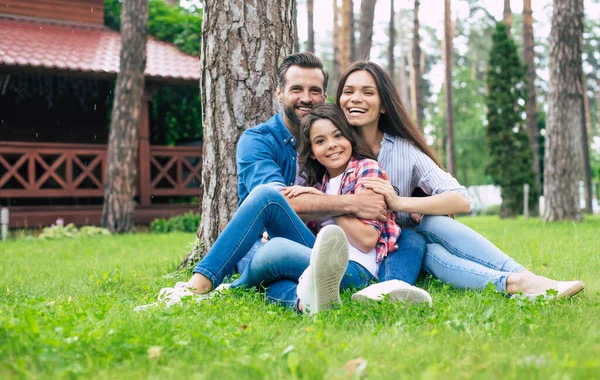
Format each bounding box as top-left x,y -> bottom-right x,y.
236,113 -> 298,205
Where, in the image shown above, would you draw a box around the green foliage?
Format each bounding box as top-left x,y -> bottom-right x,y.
38,220 -> 111,239
1,218 -> 599,378
485,23 -> 538,218
150,212 -> 200,233
104,0 -> 203,145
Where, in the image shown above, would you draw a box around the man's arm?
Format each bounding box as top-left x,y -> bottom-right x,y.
285,191 -> 388,222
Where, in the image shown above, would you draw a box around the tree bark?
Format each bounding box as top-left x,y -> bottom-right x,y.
397,6 -> 410,111
581,74 -> 593,213
179,0 -> 295,269
340,0 -> 353,70
543,0 -> 584,222
504,0 -> 512,38
102,0 -> 148,233
349,0 -> 357,62
332,0 -> 341,93
307,0 -> 315,52
358,0 -> 377,60
411,0 -> 424,130
388,0 -> 395,79
522,0 -> 541,194
293,1 -> 300,52
165,0 -> 179,6
444,0 -> 455,176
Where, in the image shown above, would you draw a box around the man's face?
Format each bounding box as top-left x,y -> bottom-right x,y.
277,66 -> 327,127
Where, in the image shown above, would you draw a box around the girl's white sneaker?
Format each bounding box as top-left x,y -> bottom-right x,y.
351,280 -> 433,306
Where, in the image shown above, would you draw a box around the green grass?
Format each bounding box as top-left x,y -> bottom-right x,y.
1,217 -> 599,379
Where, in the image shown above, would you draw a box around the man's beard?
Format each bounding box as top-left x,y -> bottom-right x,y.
283,103 -> 306,126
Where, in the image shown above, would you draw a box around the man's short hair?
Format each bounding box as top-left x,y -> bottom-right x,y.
277,52 -> 329,92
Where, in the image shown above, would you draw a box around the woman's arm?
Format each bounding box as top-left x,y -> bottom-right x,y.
333,214 -> 379,253
362,177 -> 471,215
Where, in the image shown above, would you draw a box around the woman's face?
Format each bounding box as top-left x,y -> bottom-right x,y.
338,70 -> 384,130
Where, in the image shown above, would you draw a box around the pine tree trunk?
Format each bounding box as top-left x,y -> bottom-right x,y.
102,0 -> 148,233
349,0 -> 357,62
522,0 -> 541,195
165,0 -> 178,6
504,0 -> 512,38
411,0 -> 424,130
307,0 -> 315,52
543,0 -> 584,222
340,0 -> 353,70
179,0 -> 295,269
293,1 -> 300,52
388,0 -> 395,79
358,0 -> 377,60
332,0 -> 341,93
444,0 -> 455,176
581,77 -> 593,213
397,7 -> 411,111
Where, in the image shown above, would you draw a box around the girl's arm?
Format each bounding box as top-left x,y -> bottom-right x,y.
334,213 -> 379,253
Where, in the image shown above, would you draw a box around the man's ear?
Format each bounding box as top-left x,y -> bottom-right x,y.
276,87 -> 283,103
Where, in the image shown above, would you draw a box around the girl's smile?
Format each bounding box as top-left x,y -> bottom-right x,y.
309,118 -> 352,178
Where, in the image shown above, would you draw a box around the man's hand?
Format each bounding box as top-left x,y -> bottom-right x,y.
351,191 -> 387,222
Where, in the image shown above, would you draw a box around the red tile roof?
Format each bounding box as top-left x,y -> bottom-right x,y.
0,16 -> 200,84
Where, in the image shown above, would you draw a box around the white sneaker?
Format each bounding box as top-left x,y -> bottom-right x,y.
351,280 -> 433,307
133,282 -> 230,311
296,225 -> 349,315
511,280 -> 584,301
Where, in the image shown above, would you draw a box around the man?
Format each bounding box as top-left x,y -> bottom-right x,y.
235,52 -> 431,306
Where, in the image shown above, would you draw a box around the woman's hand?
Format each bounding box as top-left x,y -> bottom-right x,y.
282,185 -> 323,198
360,177 -> 400,211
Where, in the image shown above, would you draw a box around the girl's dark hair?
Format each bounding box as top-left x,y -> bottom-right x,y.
335,61 -> 441,167
298,104 -> 376,186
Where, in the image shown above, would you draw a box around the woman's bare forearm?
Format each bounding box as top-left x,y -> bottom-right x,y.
389,191 -> 471,215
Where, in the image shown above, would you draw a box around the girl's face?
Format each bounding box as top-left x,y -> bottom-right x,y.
338,70 -> 384,130
309,118 -> 352,178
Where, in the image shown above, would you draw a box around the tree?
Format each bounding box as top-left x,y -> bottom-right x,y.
388,0 -> 395,78
397,6 -> 411,111
522,0 -> 541,195
332,0 -> 341,90
543,0 -> 584,222
485,23 -> 537,218
411,0 -> 424,130
503,0 -> 512,37
307,0 -> 315,52
102,0 -> 148,233
339,0 -> 353,69
358,0 -> 377,60
179,0 -> 295,268
294,2 -> 300,52
444,0 -> 455,176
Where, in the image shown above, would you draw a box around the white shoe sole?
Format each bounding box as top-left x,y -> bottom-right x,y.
308,225 -> 349,315
511,280 -> 585,301
352,286 -> 433,306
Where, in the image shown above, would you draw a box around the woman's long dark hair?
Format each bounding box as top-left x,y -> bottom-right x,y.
336,61 -> 441,167
298,104 -> 376,187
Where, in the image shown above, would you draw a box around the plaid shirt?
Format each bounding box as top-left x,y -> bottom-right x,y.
307,157 -> 400,262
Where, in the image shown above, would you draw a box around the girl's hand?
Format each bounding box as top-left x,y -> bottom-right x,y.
411,214 -> 422,224
360,177 -> 399,210
282,185 -> 323,198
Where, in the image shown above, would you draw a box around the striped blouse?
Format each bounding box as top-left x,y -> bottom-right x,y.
378,133 -> 471,227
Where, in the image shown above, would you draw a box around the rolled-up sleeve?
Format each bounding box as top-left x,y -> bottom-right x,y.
410,145 -> 471,203
237,129 -> 286,192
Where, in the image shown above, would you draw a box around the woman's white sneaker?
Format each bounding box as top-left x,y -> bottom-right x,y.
351,280 -> 433,306
296,225 -> 350,315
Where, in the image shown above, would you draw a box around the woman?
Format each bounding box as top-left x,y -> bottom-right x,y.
336,61 -> 583,299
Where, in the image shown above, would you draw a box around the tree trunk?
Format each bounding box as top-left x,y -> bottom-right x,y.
165,0 -> 179,6
358,0 -> 377,60
543,0 -> 584,222
397,6 -> 410,110
102,0 -> 148,233
444,0 -> 455,176
388,0 -> 395,79
293,1 -> 300,52
332,0 -> 341,93
179,0 -> 295,269
349,0 -> 357,62
307,0 -> 315,52
522,0 -> 541,194
340,0 -> 353,70
504,0 -> 512,38
411,0 -> 424,130
581,75 -> 593,213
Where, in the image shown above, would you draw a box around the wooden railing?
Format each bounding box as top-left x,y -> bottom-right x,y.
0,141 -> 202,201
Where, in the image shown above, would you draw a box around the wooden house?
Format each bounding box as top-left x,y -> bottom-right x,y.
0,0 -> 202,227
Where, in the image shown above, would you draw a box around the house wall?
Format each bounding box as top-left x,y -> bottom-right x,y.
0,0 -> 104,25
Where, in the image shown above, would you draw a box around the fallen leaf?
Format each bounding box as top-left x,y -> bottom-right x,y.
147,346 -> 161,360
345,357 -> 367,377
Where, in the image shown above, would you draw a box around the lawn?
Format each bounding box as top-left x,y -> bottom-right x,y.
1,216 -> 599,379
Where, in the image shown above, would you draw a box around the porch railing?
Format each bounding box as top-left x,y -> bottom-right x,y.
0,141 -> 202,201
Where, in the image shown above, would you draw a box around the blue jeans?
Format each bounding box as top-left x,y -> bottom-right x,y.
193,185 -> 315,287
231,237 -> 374,310
378,228 -> 426,285
415,215 -> 524,292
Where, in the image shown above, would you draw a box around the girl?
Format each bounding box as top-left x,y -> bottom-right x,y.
228,104 -> 421,312
335,60 -> 583,300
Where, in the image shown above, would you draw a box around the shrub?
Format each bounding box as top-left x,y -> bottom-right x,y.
38,219 -> 111,239
150,212 -> 200,233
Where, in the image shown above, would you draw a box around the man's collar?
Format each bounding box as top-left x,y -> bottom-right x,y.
275,113 -> 297,146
